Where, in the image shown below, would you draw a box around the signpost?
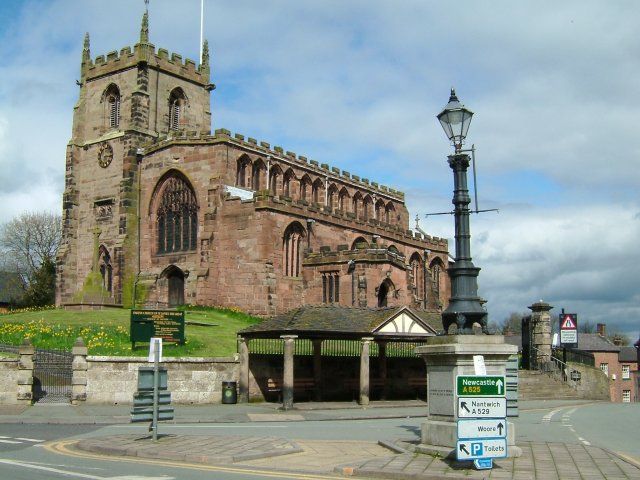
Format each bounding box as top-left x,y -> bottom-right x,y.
457,397 -> 506,418
130,310 -> 185,348
456,374 -> 508,467
559,313 -> 578,349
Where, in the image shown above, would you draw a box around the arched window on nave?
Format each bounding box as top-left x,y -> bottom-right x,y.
409,252 -> 424,303
236,156 -> 251,188
154,173 -> 198,254
283,222 -> 306,277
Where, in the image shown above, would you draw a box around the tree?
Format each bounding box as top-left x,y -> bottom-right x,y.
579,320 -> 596,333
501,312 -> 525,334
0,211 -> 61,283
21,257 -> 56,307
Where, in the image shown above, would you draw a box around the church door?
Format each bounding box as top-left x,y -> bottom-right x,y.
168,271 -> 185,307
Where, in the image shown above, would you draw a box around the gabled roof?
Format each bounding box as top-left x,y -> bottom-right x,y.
239,305 -> 442,339
619,346 -> 638,363
577,333 -> 620,352
0,271 -> 25,304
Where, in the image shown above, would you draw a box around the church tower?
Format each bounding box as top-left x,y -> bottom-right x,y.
57,11 -> 214,306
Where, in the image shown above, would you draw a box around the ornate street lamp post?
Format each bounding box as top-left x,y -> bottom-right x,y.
437,89 -> 488,334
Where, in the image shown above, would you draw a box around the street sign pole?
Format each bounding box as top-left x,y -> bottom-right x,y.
152,338 -> 160,441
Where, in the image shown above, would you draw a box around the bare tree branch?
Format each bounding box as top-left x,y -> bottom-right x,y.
0,211 -> 61,283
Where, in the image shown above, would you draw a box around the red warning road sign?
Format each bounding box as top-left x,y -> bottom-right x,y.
559,313 -> 578,347
561,315 -> 576,329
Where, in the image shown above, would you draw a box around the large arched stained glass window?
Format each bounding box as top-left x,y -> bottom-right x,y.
156,175 -> 198,254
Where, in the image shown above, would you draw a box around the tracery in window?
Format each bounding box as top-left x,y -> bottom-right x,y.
363,195 -> 373,221
327,184 -> 338,210
430,257 -> 445,301
375,199 -> 385,221
154,172 -> 198,254
283,222 -> 306,277
409,252 -> 424,302
252,160 -> 266,191
300,175 -> 312,203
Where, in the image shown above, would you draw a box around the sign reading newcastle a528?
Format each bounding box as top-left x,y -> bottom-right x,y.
456,376 -> 505,397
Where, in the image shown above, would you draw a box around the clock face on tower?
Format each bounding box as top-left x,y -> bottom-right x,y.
98,142 -> 113,168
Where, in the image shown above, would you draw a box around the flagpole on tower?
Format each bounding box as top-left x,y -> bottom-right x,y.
144,0 -> 149,13
199,0 -> 204,64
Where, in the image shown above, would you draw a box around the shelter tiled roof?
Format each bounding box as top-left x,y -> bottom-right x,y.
239,305 -> 443,339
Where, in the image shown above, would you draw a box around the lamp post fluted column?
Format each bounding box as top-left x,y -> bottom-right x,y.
441,153 -> 487,334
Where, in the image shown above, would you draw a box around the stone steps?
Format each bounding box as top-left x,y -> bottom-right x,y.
518,370 -> 583,400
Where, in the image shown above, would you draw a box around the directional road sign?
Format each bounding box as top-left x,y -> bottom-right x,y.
458,419 -> 507,439
457,397 -> 507,418
457,439 -> 507,460
457,375 -> 505,397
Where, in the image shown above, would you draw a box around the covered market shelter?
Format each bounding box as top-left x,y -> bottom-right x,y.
237,305 -> 442,406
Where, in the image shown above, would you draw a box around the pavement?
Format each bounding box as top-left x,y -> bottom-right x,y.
2,399 -> 639,479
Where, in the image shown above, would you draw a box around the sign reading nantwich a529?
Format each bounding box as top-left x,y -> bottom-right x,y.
456,376 -> 505,397
130,310 -> 185,347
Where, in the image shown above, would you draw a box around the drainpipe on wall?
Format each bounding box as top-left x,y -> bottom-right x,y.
133,148 -> 144,308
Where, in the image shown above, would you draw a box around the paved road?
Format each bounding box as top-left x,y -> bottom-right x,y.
0,401 -> 637,479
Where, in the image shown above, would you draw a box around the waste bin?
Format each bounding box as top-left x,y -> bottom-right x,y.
222,381 -> 237,404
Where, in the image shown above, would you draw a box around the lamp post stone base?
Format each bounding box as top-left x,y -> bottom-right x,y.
415,335 -> 521,458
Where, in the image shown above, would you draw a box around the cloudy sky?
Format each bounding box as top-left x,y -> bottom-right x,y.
0,0 -> 638,340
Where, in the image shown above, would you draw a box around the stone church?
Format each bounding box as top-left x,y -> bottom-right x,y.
56,12 -> 451,316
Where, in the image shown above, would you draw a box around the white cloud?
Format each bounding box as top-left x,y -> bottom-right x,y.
0,0 -> 637,340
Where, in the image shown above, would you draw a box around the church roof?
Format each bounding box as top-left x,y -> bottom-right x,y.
239,305 -> 442,340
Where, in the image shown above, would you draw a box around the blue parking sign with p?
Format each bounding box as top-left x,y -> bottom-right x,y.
471,442 -> 483,456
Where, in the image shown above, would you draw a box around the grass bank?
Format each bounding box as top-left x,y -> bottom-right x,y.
0,306 -> 261,357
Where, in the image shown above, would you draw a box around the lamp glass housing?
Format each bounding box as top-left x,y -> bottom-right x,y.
437,89 -> 473,151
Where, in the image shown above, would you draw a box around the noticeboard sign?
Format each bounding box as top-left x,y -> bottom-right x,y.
559,313 -> 578,348
130,310 -> 185,347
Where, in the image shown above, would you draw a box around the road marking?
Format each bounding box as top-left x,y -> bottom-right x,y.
0,458 -> 175,479
46,440 -> 344,479
15,437 -> 45,442
0,439 -> 22,444
111,424 -> 288,429
542,407 -> 564,423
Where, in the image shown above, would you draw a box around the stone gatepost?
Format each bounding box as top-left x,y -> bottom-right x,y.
528,301 -> 553,368
17,339 -> 34,404
415,335 -> 520,457
71,337 -> 88,405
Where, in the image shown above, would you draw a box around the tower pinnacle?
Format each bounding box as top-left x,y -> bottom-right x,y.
140,10 -> 149,43
202,39 -> 210,67
82,32 -> 91,62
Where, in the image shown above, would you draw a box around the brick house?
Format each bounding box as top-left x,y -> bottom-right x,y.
56,13 -> 450,316
578,328 -> 638,403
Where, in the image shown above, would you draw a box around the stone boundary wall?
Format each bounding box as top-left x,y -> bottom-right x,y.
568,362 -> 610,400
84,356 -> 239,404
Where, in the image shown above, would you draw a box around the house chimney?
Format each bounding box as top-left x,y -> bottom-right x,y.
596,323 -> 606,337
